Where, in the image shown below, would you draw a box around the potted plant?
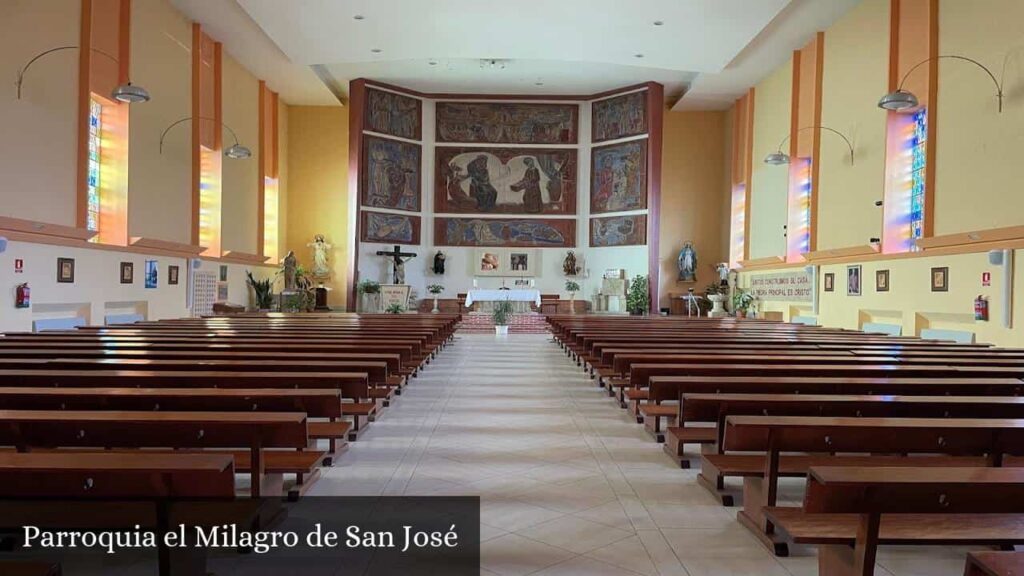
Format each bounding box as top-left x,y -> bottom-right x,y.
246,271 -> 274,311
358,279 -> 381,313
427,284 -> 444,314
564,280 -> 581,314
492,300 -> 513,335
732,288 -> 754,318
626,274 -> 650,316
704,283 -> 727,317
385,303 -> 405,314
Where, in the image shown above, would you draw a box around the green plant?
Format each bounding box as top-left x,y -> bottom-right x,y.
704,283 -> 724,297
492,300 -> 514,326
358,279 -> 381,294
732,288 -> 754,312
246,270 -> 274,310
385,303 -> 405,314
564,280 -> 580,293
626,274 -> 650,314
427,284 -> 444,295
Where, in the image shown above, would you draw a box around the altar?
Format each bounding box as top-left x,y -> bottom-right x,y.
465,289 -> 541,313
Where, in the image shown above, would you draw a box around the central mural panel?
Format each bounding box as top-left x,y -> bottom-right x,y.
435,147 -> 577,215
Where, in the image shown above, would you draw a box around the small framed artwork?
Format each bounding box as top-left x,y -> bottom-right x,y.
219,265 -> 228,282
145,260 -> 158,289
847,265 -> 862,296
823,273 -> 834,292
120,262 -> 134,284
216,281 -> 229,301
931,267 -> 949,292
57,257 -> 75,283
168,265 -> 180,285
875,269 -> 890,292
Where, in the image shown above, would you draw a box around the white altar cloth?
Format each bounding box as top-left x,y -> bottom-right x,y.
465,289 -> 541,307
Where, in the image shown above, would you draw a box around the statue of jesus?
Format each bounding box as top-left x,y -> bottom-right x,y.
307,234 -> 331,279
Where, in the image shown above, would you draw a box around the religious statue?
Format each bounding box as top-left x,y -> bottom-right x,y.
307,234 -> 332,279
563,251 -> 581,276
432,251 -> 446,275
282,250 -> 298,292
376,245 -> 416,285
715,262 -> 730,287
678,242 -> 697,282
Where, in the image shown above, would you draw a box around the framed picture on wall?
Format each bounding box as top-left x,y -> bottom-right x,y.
847,265 -> 862,296
168,265 -> 180,285
476,251 -> 504,276
120,262 -> 134,284
145,260 -> 158,289
876,269 -> 890,292
57,258 -> 75,283
823,272 -> 834,292
931,267 -> 949,292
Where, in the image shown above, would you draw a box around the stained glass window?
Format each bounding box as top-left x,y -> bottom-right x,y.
786,157 -> 812,261
909,108 -> 927,245
729,184 -> 745,268
86,98 -> 102,240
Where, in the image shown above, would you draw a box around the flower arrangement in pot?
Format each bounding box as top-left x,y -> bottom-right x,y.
427,283 -> 444,314
564,280 -> 581,314
732,288 -> 754,318
358,279 -> 381,313
385,302 -> 405,314
492,300 -> 514,336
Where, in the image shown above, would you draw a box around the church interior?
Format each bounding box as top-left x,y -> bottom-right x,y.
2,0 -> 1024,574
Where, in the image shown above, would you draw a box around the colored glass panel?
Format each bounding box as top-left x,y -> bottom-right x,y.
86,98 -> 102,240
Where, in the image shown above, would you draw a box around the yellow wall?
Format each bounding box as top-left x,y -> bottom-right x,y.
276,97 -> 290,264
817,0 -> 889,249
658,111 -> 730,307
128,0 -> 192,243
0,0 -> 80,226
286,106 -> 349,308
221,53 -> 259,254
933,0 -> 1024,234
737,0 -> 1024,347
748,60 -> 792,259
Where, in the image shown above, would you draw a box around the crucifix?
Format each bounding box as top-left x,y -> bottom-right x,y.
376,245 -> 416,284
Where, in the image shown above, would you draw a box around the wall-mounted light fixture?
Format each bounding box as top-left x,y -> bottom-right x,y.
764,126 -> 855,165
16,46 -> 150,103
158,117 -> 252,159
878,55 -> 1004,112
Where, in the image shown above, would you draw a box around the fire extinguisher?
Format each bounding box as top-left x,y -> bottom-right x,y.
15,283 -> 30,309
974,295 -> 989,321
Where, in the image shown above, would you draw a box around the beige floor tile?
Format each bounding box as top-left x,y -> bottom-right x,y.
532,555 -> 648,576
480,533 -> 577,576
516,515 -> 634,554
584,535 -> 659,576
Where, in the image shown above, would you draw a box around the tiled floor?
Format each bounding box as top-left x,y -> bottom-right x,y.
311,333 -> 972,576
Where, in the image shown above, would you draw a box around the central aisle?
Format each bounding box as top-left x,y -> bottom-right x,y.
312,333 -> 964,576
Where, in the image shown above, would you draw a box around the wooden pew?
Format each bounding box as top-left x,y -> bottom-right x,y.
764,466 -> 1024,576
717,416 -> 1024,554
964,552 -> 1024,576
0,410 -> 312,498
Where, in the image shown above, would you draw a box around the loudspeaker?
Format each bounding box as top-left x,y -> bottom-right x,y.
0,236 -> 7,254
989,250 -> 1005,266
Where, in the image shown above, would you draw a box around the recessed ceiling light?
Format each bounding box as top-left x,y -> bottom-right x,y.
371,48 -> 382,53
428,60 -> 438,66
353,15 -> 364,20
634,53 -> 644,58
653,20 -> 664,26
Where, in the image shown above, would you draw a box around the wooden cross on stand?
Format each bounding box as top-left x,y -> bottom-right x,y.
376,245 -> 416,284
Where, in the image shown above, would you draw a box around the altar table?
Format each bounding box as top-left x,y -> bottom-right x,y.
465,289 -> 541,313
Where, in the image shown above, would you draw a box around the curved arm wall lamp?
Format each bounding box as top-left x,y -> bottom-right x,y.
878,55 -> 1004,112
763,126 -> 855,166
16,46 -> 150,103
159,117 -> 252,159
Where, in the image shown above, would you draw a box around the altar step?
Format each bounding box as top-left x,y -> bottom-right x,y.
459,312 -> 550,334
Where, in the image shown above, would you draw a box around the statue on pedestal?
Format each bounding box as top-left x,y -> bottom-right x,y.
563,251 -> 581,276
432,251 -> 446,275
282,251 -> 297,292
307,234 -> 332,279
678,242 -> 697,282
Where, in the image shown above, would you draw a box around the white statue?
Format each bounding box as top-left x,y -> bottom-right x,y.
307,234 -> 332,279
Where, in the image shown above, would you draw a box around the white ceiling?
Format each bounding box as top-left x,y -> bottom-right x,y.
170,0 -> 860,109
